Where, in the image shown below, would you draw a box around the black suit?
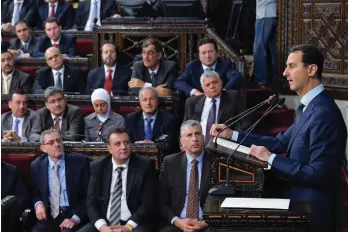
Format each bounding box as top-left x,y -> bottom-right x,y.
9,36 -> 39,56
29,104 -> 85,142
32,34 -> 76,57
86,65 -> 131,95
86,154 -> 157,229
159,151 -> 213,228
183,90 -> 251,131
32,64 -> 85,94
36,1 -> 74,29
1,69 -> 32,94
1,0 -> 37,27
31,152 -> 90,232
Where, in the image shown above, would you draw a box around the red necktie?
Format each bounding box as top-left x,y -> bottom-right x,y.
50,4 -> 55,17
52,43 -> 58,48
104,69 -> 113,95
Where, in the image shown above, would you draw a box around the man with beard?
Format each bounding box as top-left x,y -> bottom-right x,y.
29,87 -> 84,142
86,42 -> 131,95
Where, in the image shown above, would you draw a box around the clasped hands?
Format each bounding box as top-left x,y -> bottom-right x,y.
99,224 -> 131,232
3,130 -> 21,142
128,78 -> 172,96
174,218 -> 207,232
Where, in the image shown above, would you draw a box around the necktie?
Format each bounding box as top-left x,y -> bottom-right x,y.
12,1 -> 21,26
2,76 -> 10,94
50,163 -> 60,218
54,117 -> 60,131
23,43 -> 28,53
109,167 -> 124,226
14,118 -> 20,134
52,43 -> 58,48
144,118 -> 153,140
104,69 -> 113,95
186,159 -> 199,219
205,98 -> 216,145
55,72 -> 62,90
205,67 -> 214,72
296,102 -> 305,120
93,0 -> 98,20
50,4 -> 55,17
150,72 -> 156,86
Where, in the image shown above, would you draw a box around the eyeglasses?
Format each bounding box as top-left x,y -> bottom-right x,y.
44,138 -> 62,146
47,97 -> 64,104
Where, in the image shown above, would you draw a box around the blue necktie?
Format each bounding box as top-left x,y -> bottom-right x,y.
205,67 -> 214,72
296,102 -> 305,121
205,98 -> 216,145
56,72 -> 62,90
14,118 -> 20,134
144,118 -> 153,140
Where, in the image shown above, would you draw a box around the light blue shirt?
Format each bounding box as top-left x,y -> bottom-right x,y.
142,112 -> 157,136
171,152 -> 204,224
256,0 -> 277,19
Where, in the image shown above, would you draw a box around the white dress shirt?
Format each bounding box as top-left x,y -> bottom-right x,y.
52,66 -> 65,88
200,95 -> 221,136
11,0 -> 23,25
85,0 -> 101,31
50,37 -> 61,47
2,70 -> 14,94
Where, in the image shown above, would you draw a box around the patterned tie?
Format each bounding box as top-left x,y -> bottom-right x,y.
104,69 -> 113,95
52,43 -> 58,48
205,98 -> 216,145
109,167 -> 124,226
55,72 -> 62,90
50,4 -> 55,17
186,159 -> 199,219
50,163 -> 60,218
144,118 -> 153,140
54,117 -> 60,132
14,118 -> 20,134
12,1 -> 21,26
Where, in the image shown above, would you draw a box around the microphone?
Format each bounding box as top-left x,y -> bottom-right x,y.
209,98 -> 285,196
213,94 -> 279,147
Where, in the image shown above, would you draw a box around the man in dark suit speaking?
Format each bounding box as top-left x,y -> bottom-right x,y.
78,128 -> 157,232
211,44 -> 348,232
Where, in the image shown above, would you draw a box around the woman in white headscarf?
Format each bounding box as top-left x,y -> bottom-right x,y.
84,88 -> 125,142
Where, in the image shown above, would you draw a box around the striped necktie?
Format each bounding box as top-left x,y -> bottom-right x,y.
50,163 -> 60,218
109,167 -> 124,225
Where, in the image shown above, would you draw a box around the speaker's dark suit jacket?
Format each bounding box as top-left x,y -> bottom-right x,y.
32,64 -> 85,94
129,59 -> 177,95
159,151 -> 214,224
86,65 -> 131,95
174,58 -> 243,96
1,0 -> 37,27
31,152 -> 90,221
9,36 -> 39,56
1,109 -> 35,141
87,154 -> 157,226
1,69 -> 32,94
73,0 -> 117,30
29,104 -> 85,142
32,33 -> 76,57
125,110 -> 179,152
183,90 -> 251,131
237,90 -> 347,232
36,1 -> 73,29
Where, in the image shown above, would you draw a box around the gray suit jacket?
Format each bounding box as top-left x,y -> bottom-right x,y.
1,69 -> 32,94
9,36 -> 39,56
84,111 -> 125,142
1,109 -> 35,141
29,104 -> 84,142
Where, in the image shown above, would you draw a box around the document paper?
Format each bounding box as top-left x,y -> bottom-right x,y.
221,198 -> 290,210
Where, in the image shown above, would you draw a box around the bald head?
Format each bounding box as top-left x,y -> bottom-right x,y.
45,47 -> 63,70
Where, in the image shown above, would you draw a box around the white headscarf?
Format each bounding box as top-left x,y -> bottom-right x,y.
91,88 -> 111,123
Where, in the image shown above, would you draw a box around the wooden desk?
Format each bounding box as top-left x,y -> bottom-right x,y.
203,196 -> 312,232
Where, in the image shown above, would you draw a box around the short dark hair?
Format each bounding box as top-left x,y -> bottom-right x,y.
44,87 -> 64,102
142,38 -> 162,52
197,37 -> 217,51
107,128 -> 129,144
44,17 -> 61,27
14,20 -> 30,28
10,89 -> 27,100
289,44 -> 324,80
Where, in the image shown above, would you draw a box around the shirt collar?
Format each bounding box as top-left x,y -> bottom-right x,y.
111,156 -> 129,171
52,65 -> 64,75
205,94 -> 221,103
300,84 -> 324,107
51,36 -> 61,45
142,111 -> 158,121
186,152 -> 204,164
202,61 -> 217,71
104,64 -> 116,72
51,113 -> 63,121
48,153 -> 65,169
14,0 -> 23,4
12,114 -> 25,121
2,69 -> 15,79
148,64 -> 160,75
22,36 -> 31,45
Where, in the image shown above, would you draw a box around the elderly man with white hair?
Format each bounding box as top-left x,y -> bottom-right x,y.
183,70 -> 251,145
84,88 -> 125,142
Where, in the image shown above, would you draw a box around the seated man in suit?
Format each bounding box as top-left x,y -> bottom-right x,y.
183,70 -> 250,145
30,87 -> 85,142
36,0 -> 74,29
8,20 -> 39,58
32,47 -> 85,94
175,37 -> 243,96
129,38 -> 178,96
1,89 -> 35,142
211,44 -> 348,232
33,17 -> 76,57
1,0 -> 37,31
31,129 -> 90,232
74,0 -> 117,31
86,41 -> 131,95
125,87 -> 179,152
159,120 -> 212,232
1,49 -> 32,94
78,128 -> 157,232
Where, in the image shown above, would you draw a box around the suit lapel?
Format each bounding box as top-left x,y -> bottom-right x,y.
63,65 -> 71,91
217,91 -> 227,122
152,111 -> 162,140
56,2 -> 63,17
19,1 -> 27,19
41,3 -> 49,20
97,67 -> 105,89
126,155 -> 136,200
179,153 -> 187,202
22,110 -> 31,137
47,70 -> 55,87
9,70 -> 19,91
194,96 -> 206,121
103,159 -> 112,207
61,106 -> 69,132
214,58 -> 222,73
41,156 -> 49,204
155,61 -> 165,85
64,153 -> 73,205
4,114 -> 13,131
136,113 -> 145,141
200,151 -> 212,207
